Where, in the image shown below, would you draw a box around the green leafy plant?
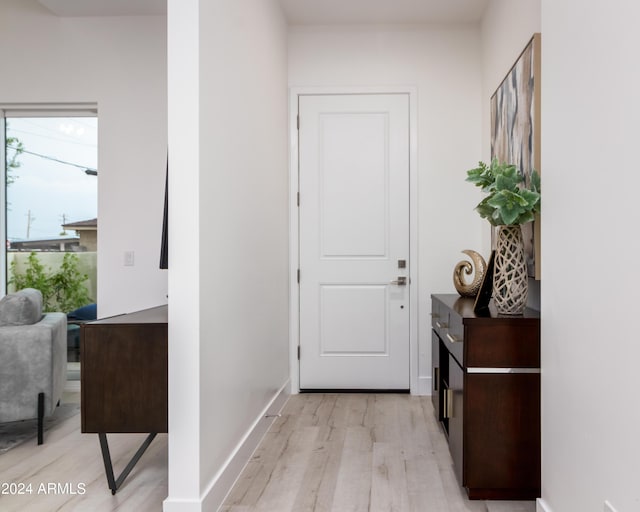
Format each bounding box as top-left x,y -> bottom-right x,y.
466,159 -> 541,225
6,134 -> 25,186
9,252 -> 93,313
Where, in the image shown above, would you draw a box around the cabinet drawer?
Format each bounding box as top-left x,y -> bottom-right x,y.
465,321 -> 540,368
431,300 -> 448,337
444,310 -> 464,365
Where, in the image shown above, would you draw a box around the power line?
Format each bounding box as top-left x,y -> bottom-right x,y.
6,144 -> 97,173
17,118 -> 96,142
65,117 -> 97,129
9,127 -> 97,148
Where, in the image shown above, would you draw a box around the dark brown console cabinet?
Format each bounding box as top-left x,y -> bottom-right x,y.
81,305 -> 167,494
431,294 -> 540,500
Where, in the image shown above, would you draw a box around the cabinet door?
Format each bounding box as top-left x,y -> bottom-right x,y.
81,323 -> 168,433
448,354 -> 464,485
431,331 -> 440,419
464,373 -> 541,497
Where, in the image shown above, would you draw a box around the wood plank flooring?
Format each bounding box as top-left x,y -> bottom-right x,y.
0,381 -> 168,512
0,385 -> 534,512
221,393 -> 535,512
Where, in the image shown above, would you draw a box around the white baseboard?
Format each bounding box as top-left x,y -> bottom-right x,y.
162,380 -> 289,512
537,498 -> 553,512
417,375 -> 432,396
202,381 -> 290,512
163,499 -> 201,512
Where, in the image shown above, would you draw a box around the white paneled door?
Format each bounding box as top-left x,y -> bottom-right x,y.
298,93 -> 410,389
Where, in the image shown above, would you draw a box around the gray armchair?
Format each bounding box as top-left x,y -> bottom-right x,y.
0,288 -> 67,444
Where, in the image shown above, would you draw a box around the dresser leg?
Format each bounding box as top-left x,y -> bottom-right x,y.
37,392 -> 44,445
98,432 -> 158,494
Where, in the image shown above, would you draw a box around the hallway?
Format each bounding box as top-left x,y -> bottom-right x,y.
220,393 -> 535,512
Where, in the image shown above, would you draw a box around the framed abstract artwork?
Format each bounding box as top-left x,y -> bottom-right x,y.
491,33 -> 541,279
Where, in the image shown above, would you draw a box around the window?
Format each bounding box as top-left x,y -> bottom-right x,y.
2,106 -> 98,366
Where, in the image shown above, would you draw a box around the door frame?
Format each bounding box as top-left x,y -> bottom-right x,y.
289,86 -> 419,394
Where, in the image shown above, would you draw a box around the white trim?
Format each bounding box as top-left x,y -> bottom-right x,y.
418,376 -> 433,396
467,368 -> 541,374
0,103 -> 97,117
163,381 -> 290,512
0,115 -> 6,296
162,499 -> 201,512
289,90 -> 301,394
1,105 -> 98,296
537,498 -> 553,512
289,86 -> 419,394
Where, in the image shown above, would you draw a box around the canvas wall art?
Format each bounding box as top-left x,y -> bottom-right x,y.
491,33 -> 541,279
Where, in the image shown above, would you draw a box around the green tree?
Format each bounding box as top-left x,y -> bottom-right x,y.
9,252 -> 93,313
50,253 -> 93,312
10,252 -> 49,297
6,134 -> 24,186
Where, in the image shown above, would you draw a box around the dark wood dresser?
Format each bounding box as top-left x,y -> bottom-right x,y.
431,294 -> 540,500
81,305 -> 168,494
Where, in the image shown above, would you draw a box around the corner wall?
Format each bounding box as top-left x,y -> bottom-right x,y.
480,0 -> 541,306
166,0 -> 290,509
0,0 -> 168,317
480,0 -> 541,164
540,1 -> 640,510
288,24 -> 484,393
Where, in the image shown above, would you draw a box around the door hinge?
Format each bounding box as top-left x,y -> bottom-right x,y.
297,345 -> 301,360
296,115 -> 300,130
297,192 -> 300,206
297,269 -> 300,283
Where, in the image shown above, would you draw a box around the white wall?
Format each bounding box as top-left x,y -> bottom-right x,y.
540,1 -> 640,511
0,0 -> 168,317
481,0 -> 541,164
480,0 -> 542,308
166,0 -> 289,509
166,0 -> 200,507
289,24 -> 484,393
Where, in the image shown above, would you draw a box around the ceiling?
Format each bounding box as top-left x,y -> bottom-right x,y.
37,0 -> 489,24
280,0 -> 489,25
37,0 -> 166,17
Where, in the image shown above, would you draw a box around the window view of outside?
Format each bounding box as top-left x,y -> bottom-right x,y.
5,116 -> 97,363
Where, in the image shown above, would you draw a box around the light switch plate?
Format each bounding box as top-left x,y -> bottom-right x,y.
124,251 -> 135,266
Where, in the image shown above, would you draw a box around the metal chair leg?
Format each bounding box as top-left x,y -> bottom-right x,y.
37,392 -> 44,445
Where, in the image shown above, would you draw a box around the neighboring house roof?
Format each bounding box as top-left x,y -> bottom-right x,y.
62,218 -> 97,231
8,236 -> 80,251
10,236 -> 80,243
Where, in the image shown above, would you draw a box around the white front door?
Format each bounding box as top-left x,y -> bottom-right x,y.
298,93 -> 410,390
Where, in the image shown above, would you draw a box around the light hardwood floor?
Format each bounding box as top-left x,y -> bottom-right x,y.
221,393 -> 535,512
0,385 -> 534,512
0,381 -> 168,512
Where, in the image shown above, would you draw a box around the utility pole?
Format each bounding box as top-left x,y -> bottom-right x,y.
26,209 -> 35,239
60,213 -> 68,235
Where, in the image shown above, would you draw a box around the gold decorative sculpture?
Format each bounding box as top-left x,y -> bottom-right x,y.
453,250 -> 487,297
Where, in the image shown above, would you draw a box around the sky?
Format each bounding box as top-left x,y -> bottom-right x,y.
5,117 -> 97,241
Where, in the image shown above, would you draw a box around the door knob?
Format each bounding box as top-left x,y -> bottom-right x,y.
390,276 -> 407,286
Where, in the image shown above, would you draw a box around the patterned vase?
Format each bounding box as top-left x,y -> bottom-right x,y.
493,225 -> 528,315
